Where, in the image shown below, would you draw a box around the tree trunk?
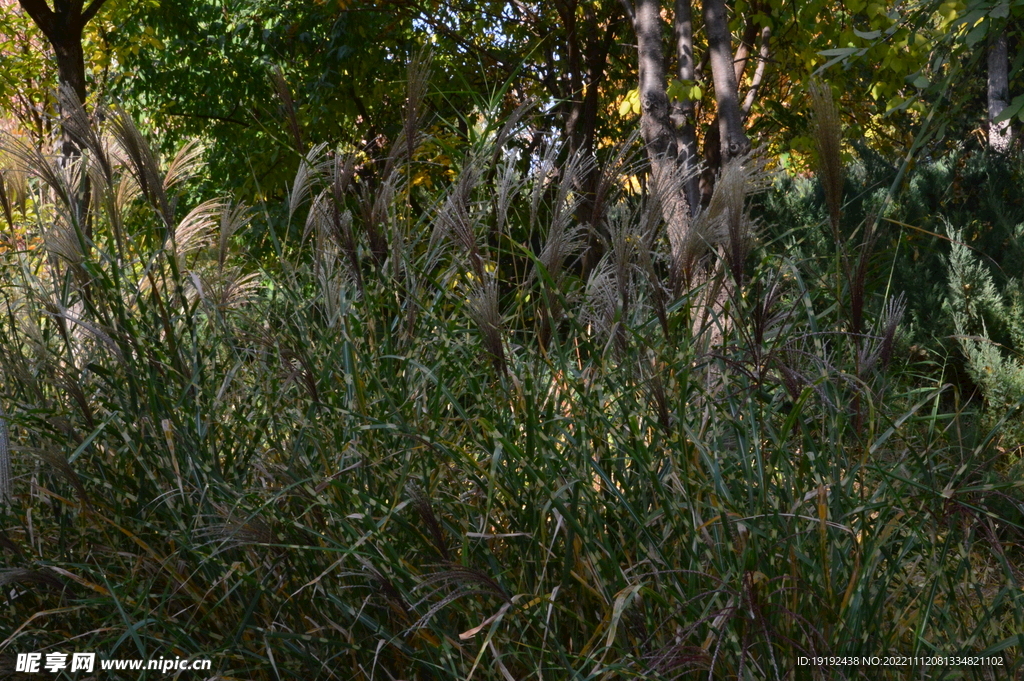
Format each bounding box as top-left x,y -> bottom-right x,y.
52,28 -> 88,106
634,0 -> 694,291
635,0 -> 677,162
703,0 -> 750,162
672,0 -> 701,216
988,27 -> 1012,154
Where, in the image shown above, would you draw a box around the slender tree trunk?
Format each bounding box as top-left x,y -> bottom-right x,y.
634,0 -> 694,291
988,27 -> 1012,154
635,0 -> 677,161
703,0 -> 750,162
672,0 -> 701,216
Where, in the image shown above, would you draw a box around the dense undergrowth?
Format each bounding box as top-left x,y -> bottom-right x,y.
1,76 -> 1023,680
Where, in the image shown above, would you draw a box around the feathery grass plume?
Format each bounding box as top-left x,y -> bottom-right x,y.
289,143 -> 330,221
357,167 -> 401,267
0,400 -> 10,507
333,206 -> 363,293
533,151 -> 590,347
467,275 -> 506,371
529,136 -> 562,229
537,148 -> 593,284
632,200 -> 672,338
721,156 -> 768,287
353,555 -> 411,619
57,84 -> 112,183
649,152 -> 699,292
163,139 -> 206,193
324,154 -> 362,288
218,201 -> 251,271
392,48 -> 432,171
171,198 -> 225,260
1,132 -> 80,216
809,80 -> 844,240
493,153 -> 525,238
588,129 -> 642,238
190,269 -> 261,314
602,202 -> 641,327
434,158 -> 485,278
314,249 -> 356,328
408,564 -> 510,633
848,218 -> 882,335
271,65 -> 303,150
107,108 -> 171,226
876,292 -> 906,369
304,191 -> 332,269
488,98 -> 534,171
581,257 -> 619,342
42,197 -> 90,265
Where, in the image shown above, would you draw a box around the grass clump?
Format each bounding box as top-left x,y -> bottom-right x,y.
0,77 -> 1022,680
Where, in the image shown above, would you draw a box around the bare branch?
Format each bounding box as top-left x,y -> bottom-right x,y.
741,27 -> 771,119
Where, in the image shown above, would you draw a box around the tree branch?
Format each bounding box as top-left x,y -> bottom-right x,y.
15,0 -> 57,36
81,0 -> 109,26
741,26 -> 770,119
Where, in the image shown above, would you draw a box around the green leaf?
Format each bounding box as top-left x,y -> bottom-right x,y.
993,94 -> 1024,124
965,22 -> 988,47
989,2 -> 1010,19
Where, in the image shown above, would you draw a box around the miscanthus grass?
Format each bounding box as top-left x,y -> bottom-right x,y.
0,77 -> 1022,681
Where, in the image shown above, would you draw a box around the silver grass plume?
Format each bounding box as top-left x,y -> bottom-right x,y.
493,153 -> 525,238
538,148 -> 594,284
809,80 -> 844,240
488,98 -> 534,171
171,198 -> 225,259
58,84 -> 112,183
0,400 -> 11,506
691,153 -> 770,289
389,48 -> 432,171
163,139 -> 206,193
289,143 -> 330,221
467,275 -> 506,371
1,133 -> 81,217
196,506 -> 274,554
603,203 -> 641,323
858,292 -> 906,375
304,191 -> 332,274
530,137 -> 562,230
581,257 -> 619,342
314,248 -> 356,329
0,161 -> 28,232
358,166 -> 401,266
218,201 -> 251,270
107,108 -> 171,226
189,269 -> 261,314
589,129 -> 642,238
434,158 -> 485,278
648,158 -> 700,293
